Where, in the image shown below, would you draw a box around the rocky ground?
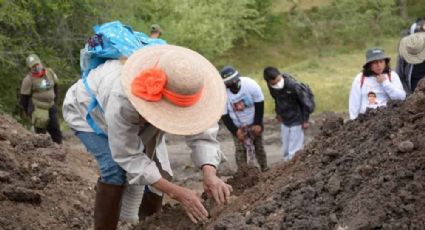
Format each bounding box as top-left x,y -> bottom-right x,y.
2,81 -> 425,230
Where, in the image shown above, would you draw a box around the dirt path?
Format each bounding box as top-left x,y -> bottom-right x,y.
167,115 -> 323,176
164,116 -> 322,198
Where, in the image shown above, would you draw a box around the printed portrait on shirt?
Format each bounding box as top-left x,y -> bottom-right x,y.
366,90 -> 381,110
231,94 -> 253,112
368,91 -> 377,105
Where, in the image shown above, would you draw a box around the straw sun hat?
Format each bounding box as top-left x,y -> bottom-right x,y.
121,45 -> 226,135
399,32 -> 425,64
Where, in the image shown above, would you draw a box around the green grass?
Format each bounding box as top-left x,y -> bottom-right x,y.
236,37 -> 399,115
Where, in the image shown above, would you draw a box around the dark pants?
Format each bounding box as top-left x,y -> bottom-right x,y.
233,134 -> 268,171
34,105 -> 63,144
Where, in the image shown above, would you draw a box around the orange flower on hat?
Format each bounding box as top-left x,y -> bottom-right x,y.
131,68 -> 167,101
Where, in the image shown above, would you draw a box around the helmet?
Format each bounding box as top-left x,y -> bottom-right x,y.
26,54 -> 41,68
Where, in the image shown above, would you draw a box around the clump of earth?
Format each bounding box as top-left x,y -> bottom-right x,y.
138,81 -> 425,229
0,115 -> 98,229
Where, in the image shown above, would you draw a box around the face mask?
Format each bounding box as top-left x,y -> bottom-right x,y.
270,77 -> 284,89
227,80 -> 241,94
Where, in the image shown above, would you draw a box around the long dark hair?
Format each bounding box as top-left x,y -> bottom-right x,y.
362,59 -> 391,76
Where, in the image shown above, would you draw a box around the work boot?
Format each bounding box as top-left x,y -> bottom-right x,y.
138,191 -> 163,220
94,180 -> 125,230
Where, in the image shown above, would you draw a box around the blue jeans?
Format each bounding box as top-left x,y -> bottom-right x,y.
75,131 -> 126,185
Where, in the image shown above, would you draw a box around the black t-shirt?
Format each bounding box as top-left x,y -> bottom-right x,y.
411,61 -> 425,91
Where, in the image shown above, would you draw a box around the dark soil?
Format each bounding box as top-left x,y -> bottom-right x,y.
138,83 -> 425,229
0,115 -> 97,230
226,166 -> 261,196
2,83 -> 424,230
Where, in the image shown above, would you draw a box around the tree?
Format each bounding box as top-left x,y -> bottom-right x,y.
0,0 -> 268,114
141,0 -> 266,58
0,0 -> 96,113
286,0 -> 408,51
394,0 -> 408,19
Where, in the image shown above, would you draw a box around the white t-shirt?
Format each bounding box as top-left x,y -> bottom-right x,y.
348,71 -> 406,120
224,77 -> 264,127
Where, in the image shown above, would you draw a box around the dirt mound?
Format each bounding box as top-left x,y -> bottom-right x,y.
0,115 -> 97,229
226,166 -> 261,196
138,88 -> 425,229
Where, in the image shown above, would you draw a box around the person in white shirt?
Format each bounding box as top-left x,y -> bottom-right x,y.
349,48 -> 406,120
220,66 -> 268,172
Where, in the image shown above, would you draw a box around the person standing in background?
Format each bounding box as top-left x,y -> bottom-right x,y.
20,54 -> 62,144
220,66 -> 268,172
349,48 -> 406,120
263,66 -> 314,161
396,25 -> 425,94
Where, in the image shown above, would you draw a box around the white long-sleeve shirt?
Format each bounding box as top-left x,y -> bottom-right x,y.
63,60 -> 223,185
349,71 -> 406,120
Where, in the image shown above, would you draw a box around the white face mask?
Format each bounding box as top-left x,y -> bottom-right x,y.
270,77 -> 284,89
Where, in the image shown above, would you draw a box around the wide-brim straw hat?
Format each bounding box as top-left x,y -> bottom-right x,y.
399,32 -> 425,64
121,44 -> 226,135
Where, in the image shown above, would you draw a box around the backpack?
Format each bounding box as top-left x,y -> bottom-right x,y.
80,21 -> 167,136
360,72 -> 392,88
282,73 -> 315,114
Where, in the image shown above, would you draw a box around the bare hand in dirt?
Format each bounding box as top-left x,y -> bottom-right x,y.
202,166 -> 233,205
376,74 -> 386,83
174,186 -> 209,224
276,115 -> 282,122
302,122 -> 309,129
251,125 -> 262,136
152,178 -> 208,224
236,128 -> 245,141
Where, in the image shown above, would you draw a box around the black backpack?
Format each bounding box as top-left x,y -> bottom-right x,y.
283,73 -> 315,113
